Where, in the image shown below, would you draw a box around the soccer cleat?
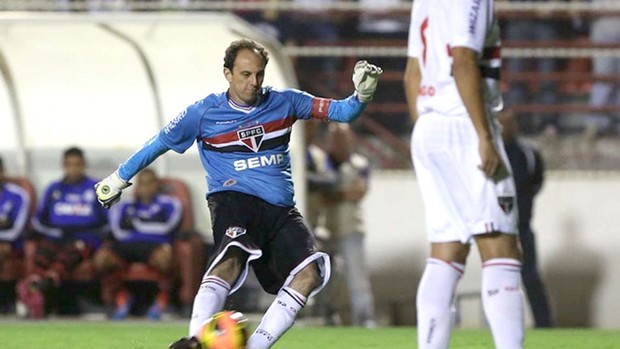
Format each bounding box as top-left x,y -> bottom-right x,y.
168,336 -> 202,349
111,290 -> 133,320
148,291 -> 169,321
147,304 -> 162,321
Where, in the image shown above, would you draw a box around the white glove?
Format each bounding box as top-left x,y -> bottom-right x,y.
352,60 -> 383,103
94,171 -> 131,209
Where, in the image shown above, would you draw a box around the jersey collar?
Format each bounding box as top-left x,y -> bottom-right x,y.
226,89 -> 265,113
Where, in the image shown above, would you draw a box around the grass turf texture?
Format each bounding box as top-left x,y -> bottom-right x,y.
0,321 -> 618,349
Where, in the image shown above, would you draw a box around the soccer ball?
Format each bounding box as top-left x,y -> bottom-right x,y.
198,311 -> 249,349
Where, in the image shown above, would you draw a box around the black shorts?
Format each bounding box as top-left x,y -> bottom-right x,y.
111,241 -> 165,263
207,191 -> 318,294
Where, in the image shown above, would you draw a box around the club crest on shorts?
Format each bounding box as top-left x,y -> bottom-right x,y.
225,226 -> 247,239
237,125 -> 265,152
497,196 -> 514,214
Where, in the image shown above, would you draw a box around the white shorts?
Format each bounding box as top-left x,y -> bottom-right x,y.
411,112 -> 517,244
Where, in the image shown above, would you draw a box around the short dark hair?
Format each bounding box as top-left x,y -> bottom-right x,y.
63,146 -> 84,160
223,39 -> 269,71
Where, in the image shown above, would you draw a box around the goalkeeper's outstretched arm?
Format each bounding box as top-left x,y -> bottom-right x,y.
296,60 -> 382,123
117,135 -> 170,181
330,60 -> 383,123
95,135 -> 170,208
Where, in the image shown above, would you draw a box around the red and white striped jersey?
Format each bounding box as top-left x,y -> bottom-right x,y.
407,0 -> 502,118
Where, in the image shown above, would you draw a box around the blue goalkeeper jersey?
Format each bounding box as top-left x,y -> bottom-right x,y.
157,87 -> 365,207
109,193 -> 182,244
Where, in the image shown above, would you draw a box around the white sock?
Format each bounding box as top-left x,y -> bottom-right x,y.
416,258 -> 464,349
481,258 -> 524,349
189,276 -> 230,337
246,287 -> 307,349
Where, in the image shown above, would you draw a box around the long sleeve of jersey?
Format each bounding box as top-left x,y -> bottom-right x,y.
117,135 -> 170,182
282,89 -> 367,123
0,183 -> 30,242
109,195 -> 182,243
117,100 -> 209,182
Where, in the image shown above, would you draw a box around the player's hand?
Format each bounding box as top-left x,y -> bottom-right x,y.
352,60 -> 383,103
478,138 -> 506,180
168,336 -> 202,349
94,171 -> 131,209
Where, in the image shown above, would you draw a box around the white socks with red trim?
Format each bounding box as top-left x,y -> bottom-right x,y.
482,258 -> 524,349
416,258 -> 464,349
189,276 -> 230,337
247,287 -> 307,349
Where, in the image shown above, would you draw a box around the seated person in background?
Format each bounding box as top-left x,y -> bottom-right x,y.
0,156 -> 31,282
94,168 -> 182,320
19,146 -> 109,319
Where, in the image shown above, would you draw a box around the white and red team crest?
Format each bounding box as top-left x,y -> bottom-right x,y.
225,226 -> 247,239
237,125 -> 265,152
497,196 -> 514,214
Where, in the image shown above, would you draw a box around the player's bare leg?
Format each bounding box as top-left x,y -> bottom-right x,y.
417,242 -> 469,349
246,262 -> 321,349
475,233 -> 524,349
147,244 -> 174,320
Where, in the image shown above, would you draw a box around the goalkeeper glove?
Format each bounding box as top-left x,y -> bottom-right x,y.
168,336 -> 202,349
352,60 -> 383,103
94,171 -> 131,209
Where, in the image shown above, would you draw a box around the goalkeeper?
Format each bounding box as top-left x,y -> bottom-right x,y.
95,39 -> 382,349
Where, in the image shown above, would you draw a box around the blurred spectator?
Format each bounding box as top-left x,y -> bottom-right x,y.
357,0 -> 409,39
355,0 -> 410,136
235,0 -> 293,43
85,0 -> 129,11
305,121 -> 336,231
316,124 -> 376,328
289,0 -> 343,93
585,0 -> 620,138
499,109 -> 554,328
94,168 -> 182,320
0,156 -> 31,293
502,0 -> 565,134
18,146 -> 109,319
55,0 -> 129,12
304,121 -> 338,324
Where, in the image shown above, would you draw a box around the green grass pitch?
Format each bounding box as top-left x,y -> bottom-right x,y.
0,321 -> 618,349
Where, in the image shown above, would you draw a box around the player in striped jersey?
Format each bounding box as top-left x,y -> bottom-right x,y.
94,39 -> 382,349
405,1 -> 524,348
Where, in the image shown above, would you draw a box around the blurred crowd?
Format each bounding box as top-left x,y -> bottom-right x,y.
14,0 -> 616,139
0,148 -> 206,320
3,0 -> 619,175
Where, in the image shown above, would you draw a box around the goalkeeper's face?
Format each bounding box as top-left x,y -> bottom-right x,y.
224,48 -> 266,106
